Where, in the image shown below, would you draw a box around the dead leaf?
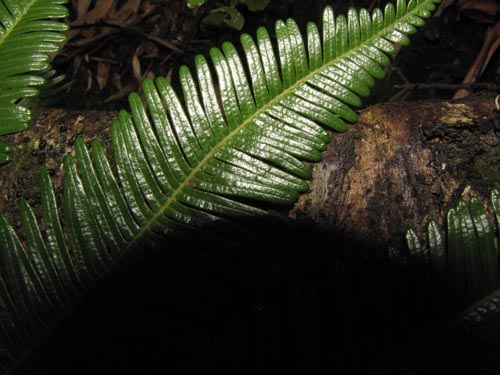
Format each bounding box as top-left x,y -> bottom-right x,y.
96,61 -> 111,90
112,72 -> 123,90
108,0 -> 141,25
137,41 -> 159,59
86,0 -> 114,24
132,49 -> 142,83
86,68 -> 93,91
165,67 -> 173,83
104,83 -> 136,102
72,0 -> 92,25
461,0 -> 500,18
65,0 -> 155,47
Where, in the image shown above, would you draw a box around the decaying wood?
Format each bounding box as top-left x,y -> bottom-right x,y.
0,92 -> 499,249
290,91 -> 500,248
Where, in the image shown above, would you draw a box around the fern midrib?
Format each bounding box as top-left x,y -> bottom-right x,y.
124,1 -> 431,251
0,0 -> 37,57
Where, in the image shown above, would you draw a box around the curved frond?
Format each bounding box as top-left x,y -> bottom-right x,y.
0,0 -> 68,143
377,190 -> 500,373
406,191 -> 500,310
0,1 -> 442,372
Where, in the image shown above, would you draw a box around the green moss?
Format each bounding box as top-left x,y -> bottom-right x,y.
474,158 -> 499,185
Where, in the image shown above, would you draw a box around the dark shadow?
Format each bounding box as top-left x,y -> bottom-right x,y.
10,213 -> 491,375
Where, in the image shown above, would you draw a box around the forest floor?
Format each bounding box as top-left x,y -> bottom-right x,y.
52,0 -> 499,113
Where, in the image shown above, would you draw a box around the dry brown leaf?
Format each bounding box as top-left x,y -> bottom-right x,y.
146,71 -> 155,81
108,0 -> 141,25
96,61 -> 111,90
72,27 -> 115,47
137,41 -> 159,59
165,67 -> 173,83
132,50 -> 142,83
104,83 -> 136,102
112,72 -> 123,90
86,0 -> 114,24
461,0 -> 500,17
66,0 -> 154,46
58,1 -> 185,103
86,68 -> 93,91
72,0 -> 92,25
130,42 -> 159,86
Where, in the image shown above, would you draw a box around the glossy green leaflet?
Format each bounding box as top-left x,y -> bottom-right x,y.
0,0 -> 442,372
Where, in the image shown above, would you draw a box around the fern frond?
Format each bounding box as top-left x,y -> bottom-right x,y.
0,0 -> 68,137
378,189 -> 500,373
406,190 -> 500,308
0,0 -> 442,372
19,68 -> 72,107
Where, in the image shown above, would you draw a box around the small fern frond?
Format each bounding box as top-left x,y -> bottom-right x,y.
379,189 -> 500,373
0,1 -> 442,372
19,68 -> 72,107
405,190 -> 500,311
0,0 -> 68,137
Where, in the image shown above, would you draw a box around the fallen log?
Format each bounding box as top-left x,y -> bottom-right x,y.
1,92 -> 498,249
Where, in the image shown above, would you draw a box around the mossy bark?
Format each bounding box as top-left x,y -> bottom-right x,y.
1,92 -> 499,248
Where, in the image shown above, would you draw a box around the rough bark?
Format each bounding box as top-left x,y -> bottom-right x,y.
290,92 -> 500,248
0,92 -> 499,248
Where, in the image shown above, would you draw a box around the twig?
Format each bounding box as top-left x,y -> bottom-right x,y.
391,81 -> 500,101
454,21 -> 500,99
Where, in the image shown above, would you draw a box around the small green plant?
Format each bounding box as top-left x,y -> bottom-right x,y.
0,0 -> 69,164
187,0 -> 207,8
188,0 -> 270,30
405,191 -> 500,309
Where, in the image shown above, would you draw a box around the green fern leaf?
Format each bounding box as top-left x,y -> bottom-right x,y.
378,190 -> 500,373
0,0 -> 68,163
0,0 -> 442,372
407,192 -> 500,309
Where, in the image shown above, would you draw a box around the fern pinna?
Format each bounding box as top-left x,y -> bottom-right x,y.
0,0 -> 442,373
0,0 -> 68,164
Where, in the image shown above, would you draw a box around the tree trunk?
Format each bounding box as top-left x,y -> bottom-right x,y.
1,92 -> 499,248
